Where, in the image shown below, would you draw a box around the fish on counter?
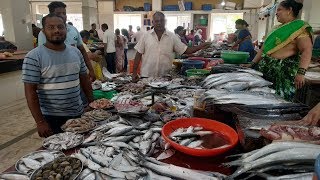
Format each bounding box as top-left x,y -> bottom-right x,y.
260,124 -> 320,143
61,117 -> 96,133
168,126 -> 230,149
0,172 -> 29,180
89,98 -> 113,109
15,150 -> 64,175
43,132 -> 84,151
225,141 -> 320,179
82,109 -> 112,122
204,90 -> 288,106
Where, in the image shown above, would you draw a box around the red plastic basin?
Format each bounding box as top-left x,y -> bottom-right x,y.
162,118 -> 238,157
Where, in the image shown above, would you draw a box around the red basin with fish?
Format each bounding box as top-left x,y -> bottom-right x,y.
162,118 -> 238,157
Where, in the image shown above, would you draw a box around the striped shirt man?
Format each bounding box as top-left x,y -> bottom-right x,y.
22,45 -> 87,117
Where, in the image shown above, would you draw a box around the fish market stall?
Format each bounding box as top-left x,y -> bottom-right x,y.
2,64 -> 319,180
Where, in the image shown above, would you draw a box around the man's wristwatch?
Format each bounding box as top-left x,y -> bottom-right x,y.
297,68 -> 307,75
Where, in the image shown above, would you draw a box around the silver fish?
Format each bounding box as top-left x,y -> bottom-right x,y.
143,130 -> 153,140
0,173 -> 29,180
187,140 -> 203,148
179,137 -> 196,146
102,141 -> 134,150
229,147 -> 320,179
21,157 -> 41,170
156,149 -> 175,160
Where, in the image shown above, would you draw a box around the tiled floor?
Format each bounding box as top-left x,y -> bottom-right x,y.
0,99 -> 42,172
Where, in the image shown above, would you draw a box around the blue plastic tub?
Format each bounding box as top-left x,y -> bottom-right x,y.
202,4 -> 213,11
184,2 -> 192,10
163,5 -> 179,11
181,60 -> 205,75
144,3 -> 151,11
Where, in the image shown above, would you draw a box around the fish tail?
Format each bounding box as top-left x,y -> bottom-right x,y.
227,168 -> 247,179
222,160 -> 242,167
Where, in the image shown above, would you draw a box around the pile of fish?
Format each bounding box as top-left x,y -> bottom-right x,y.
169,126 -> 214,149
72,144 -> 223,180
225,141 -> 320,179
82,115 -> 163,156
210,64 -> 262,76
61,117 -> 96,133
82,109 -> 112,122
204,89 -> 288,105
31,157 -> 82,180
16,150 -> 64,175
0,172 -> 29,180
202,72 -> 272,92
261,124 -> 320,143
114,94 -> 149,115
43,132 -> 84,151
89,98 -> 113,109
116,82 -> 146,94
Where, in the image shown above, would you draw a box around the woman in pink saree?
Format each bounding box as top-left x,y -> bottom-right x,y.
115,28 -> 125,72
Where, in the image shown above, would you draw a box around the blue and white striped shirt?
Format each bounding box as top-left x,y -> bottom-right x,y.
22,45 -> 87,117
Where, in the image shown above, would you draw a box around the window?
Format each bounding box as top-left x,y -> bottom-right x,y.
164,14 -> 192,33
210,13 -> 243,41
114,14 -> 142,32
67,14 -> 83,31
0,14 -> 4,36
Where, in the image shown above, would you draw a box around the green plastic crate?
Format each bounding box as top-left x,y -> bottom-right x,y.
221,51 -> 250,64
93,90 -> 117,100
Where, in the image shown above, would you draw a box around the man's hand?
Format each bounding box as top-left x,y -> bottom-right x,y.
295,74 -> 305,89
200,42 -> 211,49
89,70 -> 96,82
240,63 -> 253,68
36,121 -> 53,138
296,103 -> 320,126
132,74 -> 139,83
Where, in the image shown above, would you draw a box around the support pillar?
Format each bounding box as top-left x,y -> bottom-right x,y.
82,0 -> 98,31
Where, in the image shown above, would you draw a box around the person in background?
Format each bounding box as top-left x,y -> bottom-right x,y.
176,26 -> 188,45
80,30 -> 104,80
128,25 -> 134,42
313,30 -> 320,49
23,14 -> 93,137
37,1 -> 95,81
132,26 -> 143,43
115,29 -> 125,73
89,23 -> 101,42
194,29 -> 203,45
146,27 -> 151,31
242,0 -> 313,101
132,12 -> 211,81
102,23 -> 116,73
232,19 -> 255,62
32,24 -> 41,45
0,36 -> 17,53
121,28 -> 129,72
187,29 -> 195,42
67,22 -> 73,26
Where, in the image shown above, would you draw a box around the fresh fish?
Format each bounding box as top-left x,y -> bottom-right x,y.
143,130 -> 153,140
151,127 -> 162,133
186,126 -> 194,133
216,81 -> 249,91
156,149 -> 175,160
147,142 -> 157,156
21,157 -> 41,170
187,140 -> 203,148
169,128 -> 184,138
145,169 -> 173,180
108,135 -> 135,142
228,148 -> 320,179
83,132 -> 98,144
151,133 -> 161,142
82,172 -> 96,180
194,126 -> 203,131
227,142 -> 320,166
107,126 -> 134,136
133,136 -> 142,143
78,168 -> 93,179
90,153 -> 112,167
98,167 -> 127,178
179,138 -> 196,146
139,140 -> 152,155
0,173 -> 29,180
110,153 -> 123,169
102,141 -> 134,150
141,158 -> 218,180
258,172 -> 314,180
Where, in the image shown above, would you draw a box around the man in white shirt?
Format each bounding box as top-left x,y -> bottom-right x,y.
133,12 -> 210,81
102,23 -> 116,73
132,26 -> 144,43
